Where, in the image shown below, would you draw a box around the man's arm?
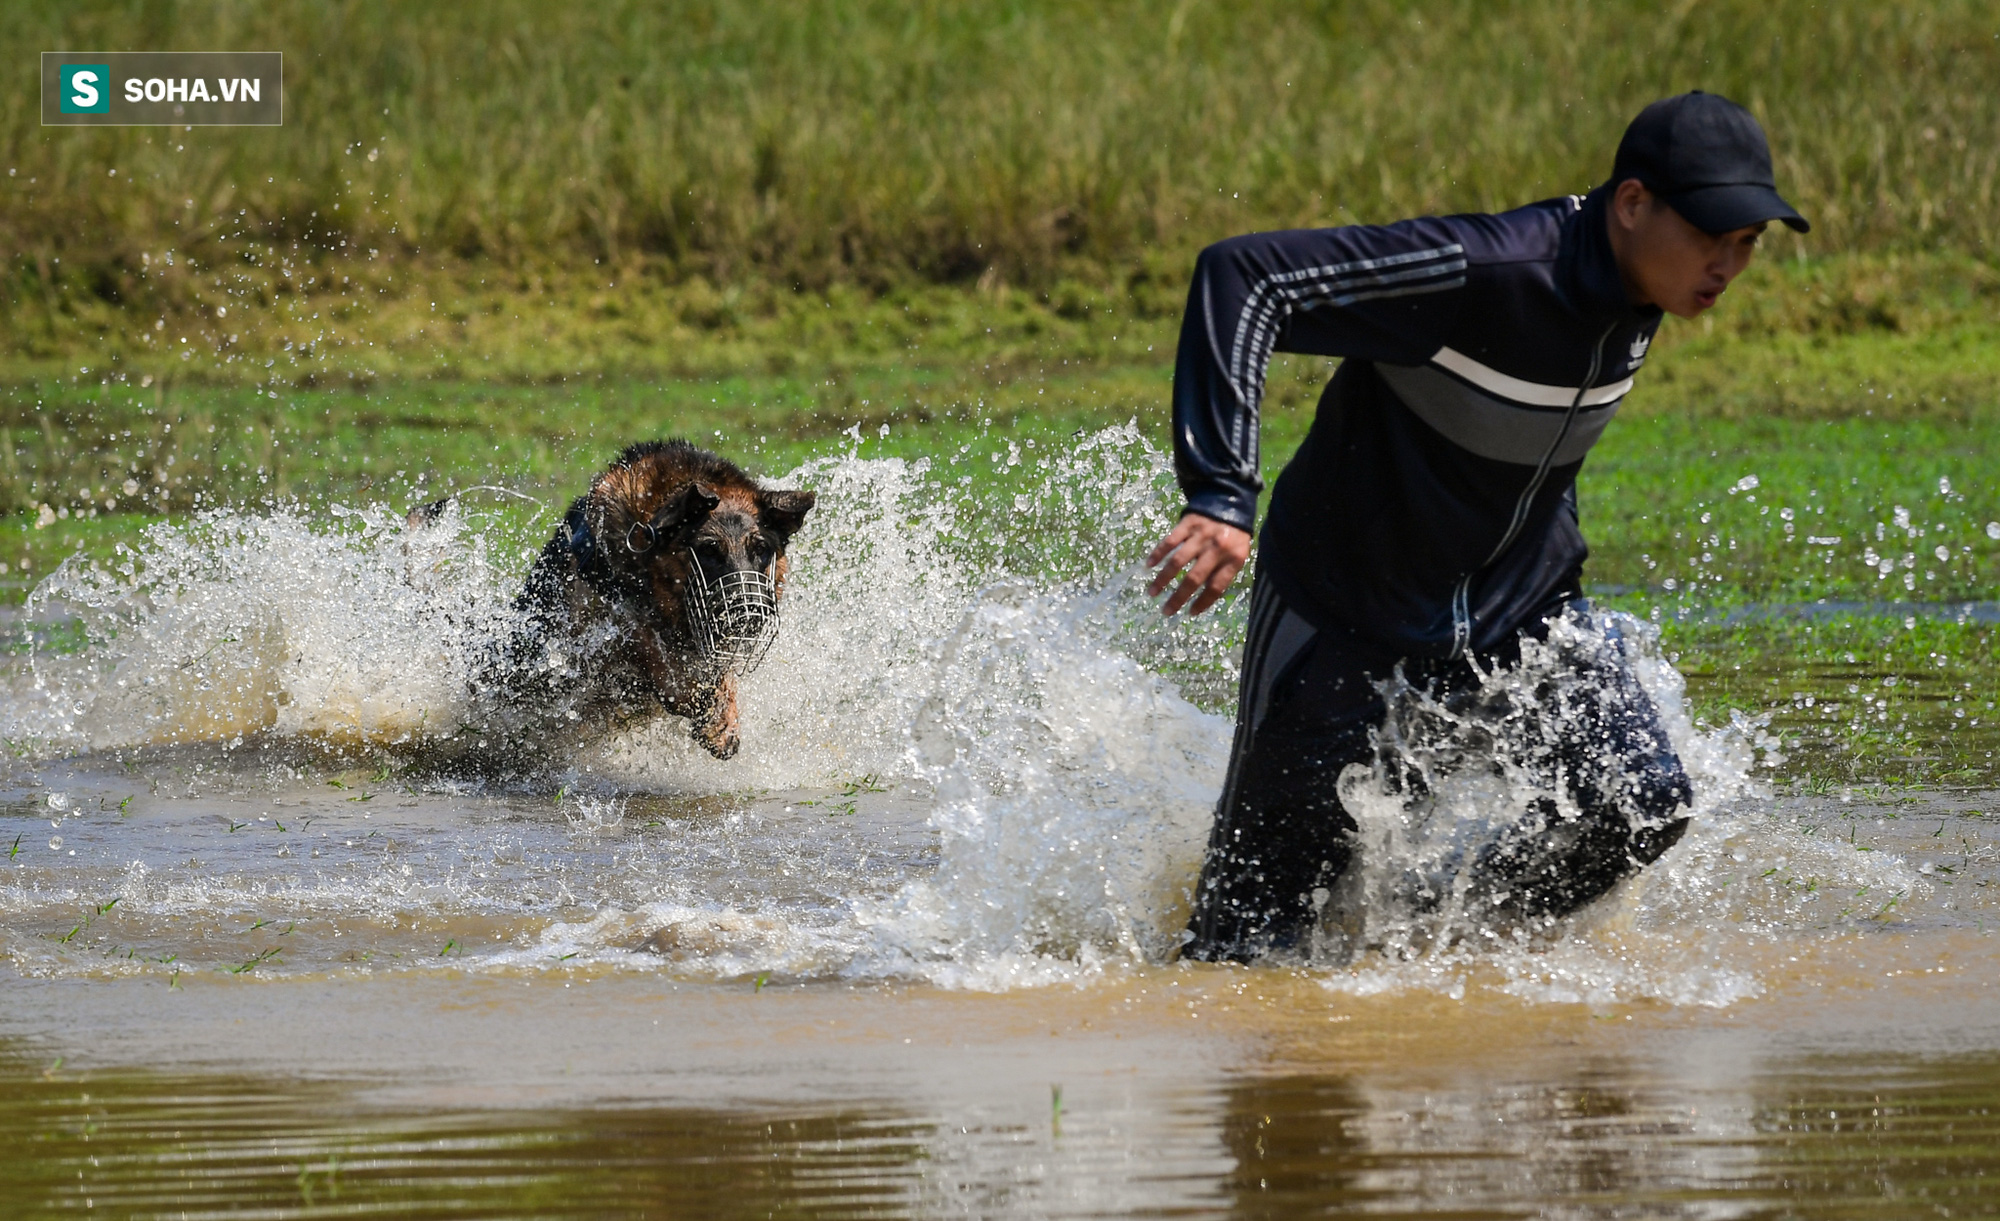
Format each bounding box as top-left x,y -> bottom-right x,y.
1151,220 -> 1468,615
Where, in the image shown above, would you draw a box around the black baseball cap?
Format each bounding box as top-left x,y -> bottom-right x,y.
1612,91 -> 1809,234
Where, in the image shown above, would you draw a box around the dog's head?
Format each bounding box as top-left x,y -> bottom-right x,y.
584,442 -> 815,670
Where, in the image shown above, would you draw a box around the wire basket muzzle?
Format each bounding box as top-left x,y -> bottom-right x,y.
684,562 -> 780,673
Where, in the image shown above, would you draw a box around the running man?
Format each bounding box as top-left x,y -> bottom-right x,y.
1147,93 -> 1808,962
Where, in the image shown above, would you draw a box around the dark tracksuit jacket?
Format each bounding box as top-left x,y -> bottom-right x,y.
1174,185 -> 1692,960
1173,184 -> 1660,659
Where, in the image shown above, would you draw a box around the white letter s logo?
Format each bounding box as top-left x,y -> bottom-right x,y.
69,70 -> 99,109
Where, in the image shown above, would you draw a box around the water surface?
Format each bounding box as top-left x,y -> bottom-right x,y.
4,432 -> 1997,1216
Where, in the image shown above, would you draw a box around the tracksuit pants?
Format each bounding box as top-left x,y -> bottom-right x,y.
1184,574 -> 1693,963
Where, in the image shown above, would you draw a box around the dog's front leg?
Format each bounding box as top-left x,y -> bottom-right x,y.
637,628 -> 740,760
689,673 -> 740,759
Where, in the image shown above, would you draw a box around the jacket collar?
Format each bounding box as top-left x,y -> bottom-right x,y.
1560,185 -> 1661,327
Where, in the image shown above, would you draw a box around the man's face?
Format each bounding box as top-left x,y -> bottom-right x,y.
1607,179 -> 1766,319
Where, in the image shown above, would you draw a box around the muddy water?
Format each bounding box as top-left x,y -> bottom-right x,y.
4,430 -> 2000,1216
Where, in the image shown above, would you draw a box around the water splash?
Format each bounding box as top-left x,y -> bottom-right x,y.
1313,608 -> 1932,1005
0,425 -> 1921,997
1323,610 -> 1765,956
15,500 -> 513,753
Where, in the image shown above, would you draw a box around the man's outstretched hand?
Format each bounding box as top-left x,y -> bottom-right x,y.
1147,513 -> 1251,617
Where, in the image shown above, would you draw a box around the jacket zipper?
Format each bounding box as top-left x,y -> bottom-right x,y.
1448,321 -> 1617,659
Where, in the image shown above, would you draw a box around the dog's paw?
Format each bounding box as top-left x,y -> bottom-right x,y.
693,720 -> 740,760
688,674 -> 741,759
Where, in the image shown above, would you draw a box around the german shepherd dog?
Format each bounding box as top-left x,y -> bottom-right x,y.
480,441 -> 815,759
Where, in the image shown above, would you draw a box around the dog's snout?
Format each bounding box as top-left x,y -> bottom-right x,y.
683,557 -> 779,675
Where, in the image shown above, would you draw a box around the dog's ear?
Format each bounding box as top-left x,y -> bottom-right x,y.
653,481 -> 720,535
592,476 -> 719,560
590,475 -> 648,562
756,488 -> 816,542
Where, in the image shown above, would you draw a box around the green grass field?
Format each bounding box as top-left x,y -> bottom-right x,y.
3,1 -> 1994,297
1,1 -> 1995,398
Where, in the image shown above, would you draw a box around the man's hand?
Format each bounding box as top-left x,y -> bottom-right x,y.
1147,513 -> 1251,617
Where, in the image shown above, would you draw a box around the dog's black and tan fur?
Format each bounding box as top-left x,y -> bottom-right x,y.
493,441 -> 814,758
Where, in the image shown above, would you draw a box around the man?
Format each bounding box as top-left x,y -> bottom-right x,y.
1147,92 -> 1808,963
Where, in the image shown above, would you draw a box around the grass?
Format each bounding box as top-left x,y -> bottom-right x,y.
1626,613 -> 2000,786
2,0 -> 1994,305
1581,411 -> 2000,607
6,244 -> 1999,573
